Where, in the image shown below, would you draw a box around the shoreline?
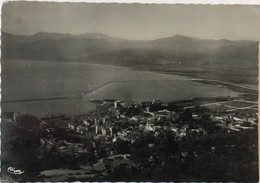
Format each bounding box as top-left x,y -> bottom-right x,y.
1,59 -> 257,117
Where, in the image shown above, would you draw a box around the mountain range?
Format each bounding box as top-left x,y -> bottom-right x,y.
1,32 -> 258,69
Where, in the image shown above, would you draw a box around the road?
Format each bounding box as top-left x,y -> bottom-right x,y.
185,99 -> 258,112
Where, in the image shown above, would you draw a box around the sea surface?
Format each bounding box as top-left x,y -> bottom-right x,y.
1,59 -> 239,117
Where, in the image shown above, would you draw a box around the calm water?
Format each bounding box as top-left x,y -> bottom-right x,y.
2,59 -> 239,117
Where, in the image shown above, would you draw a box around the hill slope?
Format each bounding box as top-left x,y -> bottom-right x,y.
2,32 -> 258,75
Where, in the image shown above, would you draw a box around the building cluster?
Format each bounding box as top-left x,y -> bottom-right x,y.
3,99 -> 257,141
40,99 -> 257,144
65,99 -> 210,142
3,99 -> 258,157
210,112 -> 257,131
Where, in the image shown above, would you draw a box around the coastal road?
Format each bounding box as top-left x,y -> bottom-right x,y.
185,99 -> 258,112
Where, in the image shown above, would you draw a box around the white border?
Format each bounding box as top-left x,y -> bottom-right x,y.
0,0 -> 259,182
1,0 -> 260,4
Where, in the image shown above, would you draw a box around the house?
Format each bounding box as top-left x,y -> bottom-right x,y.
145,120 -> 155,131
117,130 -> 128,139
145,124 -> 154,131
40,138 -> 55,151
192,114 -> 199,119
152,99 -> 162,105
181,124 -> 189,132
148,143 -> 154,148
120,100 -> 133,108
120,114 -> 126,119
68,121 -> 81,131
138,124 -> 145,131
233,117 -> 242,122
210,116 -> 223,121
95,125 -> 101,134
101,126 -> 107,135
233,124 -> 254,130
248,118 -> 257,125
68,122 -> 75,130
40,120 -> 48,129
2,112 -> 20,123
109,127 -> 117,136
171,127 -> 178,132
130,116 -> 138,121
76,125 -> 87,134
94,118 -> 98,126
82,120 -> 90,126
156,110 -> 174,120
114,100 -> 121,109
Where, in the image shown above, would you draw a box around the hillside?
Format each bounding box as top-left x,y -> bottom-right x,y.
1,32 -> 258,84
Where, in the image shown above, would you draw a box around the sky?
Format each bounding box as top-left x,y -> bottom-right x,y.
2,2 -> 259,40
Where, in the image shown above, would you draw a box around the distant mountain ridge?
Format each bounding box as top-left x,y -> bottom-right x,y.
1,32 -> 258,69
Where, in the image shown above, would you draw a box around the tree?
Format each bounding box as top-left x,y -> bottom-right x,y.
84,139 -> 97,171
16,114 -> 41,129
114,139 -> 131,154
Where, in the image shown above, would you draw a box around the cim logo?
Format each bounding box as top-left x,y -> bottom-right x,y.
7,167 -> 25,175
